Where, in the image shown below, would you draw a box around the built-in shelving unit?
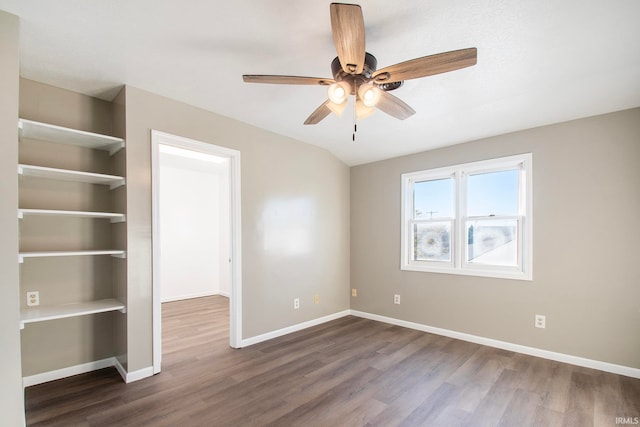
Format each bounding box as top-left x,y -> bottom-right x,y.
18,118 -> 126,328
20,299 -> 126,330
18,164 -> 125,189
19,118 -> 125,155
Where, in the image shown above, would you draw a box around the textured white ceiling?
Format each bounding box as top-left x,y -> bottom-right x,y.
1,0 -> 639,165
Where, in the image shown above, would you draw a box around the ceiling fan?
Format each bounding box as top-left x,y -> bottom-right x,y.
242,2 -> 477,125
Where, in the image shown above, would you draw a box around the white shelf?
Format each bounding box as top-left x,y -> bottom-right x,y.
18,118 -> 125,155
18,209 -> 125,223
20,298 -> 126,329
18,164 -> 125,189
19,250 -> 126,263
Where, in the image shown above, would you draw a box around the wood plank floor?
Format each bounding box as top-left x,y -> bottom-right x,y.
25,296 -> 640,426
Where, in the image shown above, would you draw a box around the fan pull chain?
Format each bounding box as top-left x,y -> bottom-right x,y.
352,95 -> 357,142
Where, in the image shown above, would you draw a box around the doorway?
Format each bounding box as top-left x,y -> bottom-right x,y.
151,131 -> 242,374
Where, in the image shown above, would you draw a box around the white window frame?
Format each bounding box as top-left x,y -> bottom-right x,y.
401,153 -> 532,281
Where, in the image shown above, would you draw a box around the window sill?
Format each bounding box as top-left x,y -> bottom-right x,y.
401,264 -> 532,281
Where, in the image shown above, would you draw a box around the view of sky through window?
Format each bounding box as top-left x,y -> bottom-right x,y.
466,169 -> 519,217
413,178 -> 453,219
414,169 -> 519,219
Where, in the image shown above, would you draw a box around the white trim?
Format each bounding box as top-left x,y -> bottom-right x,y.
240,310 -> 351,347
161,291 -> 218,303
151,130 -> 243,376
123,366 -> 154,383
22,358 -> 115,387
113,357 -> 127,382
228,144 -> 243,349
151,133 -> 162,374
21,357 -> 155,388
23,309 -> 637,389
113,358 -> 153,384
349,310 -> 640,379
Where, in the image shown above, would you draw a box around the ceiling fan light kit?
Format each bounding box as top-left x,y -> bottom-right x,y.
355,99 -> 375,120
242,2 -> 478,127
326,99 -> 347,116
327,81 -> 351,105
358,83 -> 381,108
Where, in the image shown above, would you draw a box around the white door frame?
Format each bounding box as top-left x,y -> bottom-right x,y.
151,130 -> 242,374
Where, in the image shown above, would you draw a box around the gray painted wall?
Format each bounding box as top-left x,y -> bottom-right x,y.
123,86 -> 351,371
0,10 -> 25,425
351,108 -> 640,369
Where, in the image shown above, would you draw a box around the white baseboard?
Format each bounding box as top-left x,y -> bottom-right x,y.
23,357 -> 155,387
124,366 -> 154,383
112,356 -> 154,383
24,309 -> 636,390
23,357 -> 115,388
350,310 -> 640,379
161,291 -> 218,303
241,310 -> 351,347
113,357 -> 127,382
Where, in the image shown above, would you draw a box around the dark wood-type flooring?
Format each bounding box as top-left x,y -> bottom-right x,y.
25,296 -> 640,426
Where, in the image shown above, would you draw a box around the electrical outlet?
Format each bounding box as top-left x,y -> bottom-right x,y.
314,294 -> 319,304
394,294 -> 401,305
27,291 -> 39,307
535,314 -> 546,329
294,298 -> 300,309
351,288 -> 357,297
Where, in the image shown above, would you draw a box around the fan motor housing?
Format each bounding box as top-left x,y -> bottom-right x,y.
331,53 -> 375,93
331,53 -> 402,91
331,52 -> 377,79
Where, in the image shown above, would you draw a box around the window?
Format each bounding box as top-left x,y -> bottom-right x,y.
401,153 -> 532,280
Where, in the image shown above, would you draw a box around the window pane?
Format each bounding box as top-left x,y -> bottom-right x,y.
467,169 -> 519,217
413,221 -> 451,262
466,219 -> 518,266
413,178 -> 454,219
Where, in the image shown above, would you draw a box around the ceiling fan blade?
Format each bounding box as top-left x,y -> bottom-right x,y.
376,91 -> 416,120
330,3 -> 366,74
304,100 -> 332,125
372,47 -> 477,84
243,75 -> 335,85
